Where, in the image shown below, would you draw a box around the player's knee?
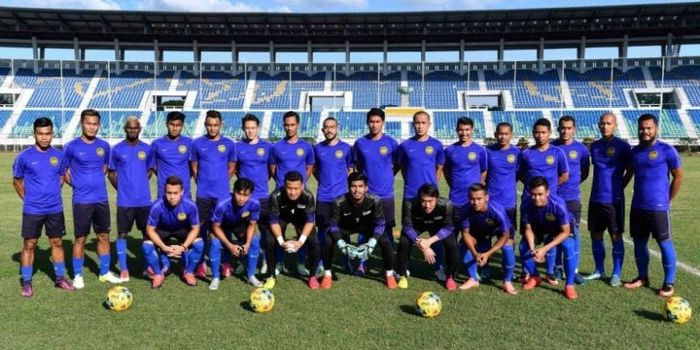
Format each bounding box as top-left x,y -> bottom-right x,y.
117,232 -> 128,240
48,237 -> 63,249
23,238 -> 38,250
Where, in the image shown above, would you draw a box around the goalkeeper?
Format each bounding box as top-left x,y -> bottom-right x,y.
320,172 -> 397,289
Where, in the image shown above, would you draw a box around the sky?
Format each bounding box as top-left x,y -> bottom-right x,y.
0,0 -> 698,62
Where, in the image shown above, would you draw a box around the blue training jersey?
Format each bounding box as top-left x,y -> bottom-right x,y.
211,196 -> 261,227
519,145 -> 569,195
631,141 -> 681,211
486,144 -> 520,209
444,142 -> 487,207
108,140 -> 154,207
314,140 -> 352,202
13,146 -> 67,215
269,138 -> 314,189
589,137 -> 631,204
398,136 -> 445,200
552,139 -> 590,202
521,195 -> 571,238
460,201 -> 511,241
191,136 -> 237,200
147,198 -> 200,232
64,137 -> 110,204
151,135 -> 193,198
236,139 -> 272,201
352,134 -> 399,199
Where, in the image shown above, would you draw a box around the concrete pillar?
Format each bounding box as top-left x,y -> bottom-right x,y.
497,39 -> 505,74
665,33 -> 674,72
578,36 -> 586,74
619,34 -> 629,72
32,36 -> 39,74
73,37 -> 81,74
307,40 -> 313,70
345,40 -> 350,73
537,37 -> 545,74
459,39 -> 465,72
114,38 -> 122,75
383,40 -> 388,72
421,40 -> 426,62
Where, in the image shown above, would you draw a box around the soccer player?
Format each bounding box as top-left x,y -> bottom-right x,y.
396,184 -> 458,291
191,110 -> 236,278
107,117 -> 154,281
459,184 -> 516,295
264,171 -> 321,289
14,117 -> 75,297
151,111 -> 193,199
64,109 -> 122,288
519,177 -> 578,300
623,114 -> 683,297
209,178 -> 263,290
143,176 -> 204,288
351,108 -> 400,274
552,115 -> 590,284
583,112 -> 632,287
321,172 -> 394,289
518,118 -> 569,283
485,122 -> 520,285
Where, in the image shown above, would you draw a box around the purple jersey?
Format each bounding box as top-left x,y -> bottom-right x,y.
64,137 -> 110,204
460,201 -> 511,241
269,138 -> 314,189
236,139 -> 272,201
210,196 -> 261,227
191,136 -> 237,200
398,136 -> 445,200
630,141 -> 681,211
314,140 -> 352,202
589,137 -> 631,204
108,140 -> 154,207
147,197 -> 200,232
352,134 -> 399,199
486,144 -> 520,209
13,146 -> 67,214
552,140 -> 590,202
444,142 -> 487,207
519,145 -> 569,195
522,195 -> 571,238
152,135 -> 193,198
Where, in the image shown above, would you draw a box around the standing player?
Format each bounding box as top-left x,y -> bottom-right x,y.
552,116 -> 590,284
623,114 -> 683,297
209,178 -> 263,290
191,110 -> 236,278
519,177 -> 578,300
264,171 -> 321,289
107,117 -> 154,281
14,117 -> 75,297
143,176 -> 204,288
151,111 -> 193,199
584,113 -> 632,287
459,184 -> 516,295
64,109 -> 122,289
321,173 -> 394,289
396,184 -> 459,291
351,108 -> 400,275
485,122 -> 520,285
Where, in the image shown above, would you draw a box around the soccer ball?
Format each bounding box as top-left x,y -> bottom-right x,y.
662,296 -> 692,324
105,286 -> 133,312
416,291 -> 441,318
250,288 -> 275,313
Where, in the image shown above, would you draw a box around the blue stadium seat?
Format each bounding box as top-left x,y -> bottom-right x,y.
486,69 -> 562,108
73,110 -> 142,138
13,69 -> 95,108
688,110 -> 700,132
11,110 -> 73,138
491,111 -> 543,138
621,109 -> 688,139
422,70 -> 477,109
143,111 -> 200,139
650,66 -> 700,107
267,111 -> 321,139
433,111 -> 486,139
178,71 -> 247,109
550,110 -> 618,139
90,70 -> 172,109
328,111 -> 367,140
565,68 -> 645,108
0,109 -> 12,130
334,72 -> 379,110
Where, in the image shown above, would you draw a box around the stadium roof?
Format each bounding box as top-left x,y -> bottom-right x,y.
0,2 -> 699,49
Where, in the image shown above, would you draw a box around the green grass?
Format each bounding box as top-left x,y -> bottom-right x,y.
2,152 -> 699,349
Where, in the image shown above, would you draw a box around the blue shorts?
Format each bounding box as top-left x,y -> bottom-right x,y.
22,212 -> 66,239
588,201 -> 625,235
73,202 -> 111,237
630,208 -> 671,241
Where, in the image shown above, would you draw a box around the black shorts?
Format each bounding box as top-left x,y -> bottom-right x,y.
276,219 -> 316,239
505,207 -> 516,240
196,197 -> 219,235
588,202 -> 625,235
381,197 -> 396,228
21,212 -> 66,239
315,201 -> 333,229
154,228 -> 189,243
117,206 -> 150,235
630,208 -> 671,241
566,200 -> 582,226
73,202 -> 111,237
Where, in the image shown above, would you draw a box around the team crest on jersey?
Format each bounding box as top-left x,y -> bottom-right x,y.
606,147 -> 616,157
241,211 -> 250,218
218,145 -> 226,153
379,146 -> 389,155
296,148 -> 304,157
49,156 -> 59,166
96,147 -> 105,157
546,213 -> 556,222
468,152 -> 477,161
485,218 -> 495,226
546,155 -> 555,165
425,146 -> 434,155
137,151 -> 146,160
569,150 -> 578,160
256,148 -> 265,156
649,151 -> 658,160
178,145 -> 187,154
507,154 -> 516,163
177,212 -> 187,221
335,150 -> 344,159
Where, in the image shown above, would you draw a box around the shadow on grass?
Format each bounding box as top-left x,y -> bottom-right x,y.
634,309 -> 663,321
239,301 -> 255,312
399,304 -> 422,318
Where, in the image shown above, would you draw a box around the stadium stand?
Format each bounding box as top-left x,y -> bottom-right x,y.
178,71 -> 247,109
621,109 -> 688,139
650,66 -> 700,106
433,111 -> 486,139
565,68 -> 645,108
485,69 -> 562,109
142,111 -> 200,139
267,111 -> 320,139
12,69 -> 95,108
11,110 -> 73,138
688,109 -> 700,132
89,70 -> 172,109
550,110 -> 619,139
491,110 -> 544,138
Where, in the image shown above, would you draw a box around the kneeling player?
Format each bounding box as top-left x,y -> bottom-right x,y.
321,172 -> 394,289
143,176 -> 204,288
209,178 -> 263,290
264,171 -> 321,289
397,184 -> 459,290
520,177 -> 578,300
459,183 -> 516,295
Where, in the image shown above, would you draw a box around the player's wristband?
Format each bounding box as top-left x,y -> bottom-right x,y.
276,236 -> 285,246
181,244 -> 187,250
299,235 -> 308,244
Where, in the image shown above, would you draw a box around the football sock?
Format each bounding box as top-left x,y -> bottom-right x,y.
73,257 -> 84,276
633,237 -> 650,278
462,250 -> 478,280
659,239 -> 677,285
142,242 -> 162,275
98,254 -> 110,275
502,244 -> 515,282
53,261 -> 65,279
247,235 -> 261,279
611,239 -> 624,277
209,238 -> 222,279
519,240 -> 537,277
545,246 -> 557,275
185,239 -> 205,274
21,265 -> 33,282
591,238 -> 606,275
116,238 -> 128,271
562,238 -> 576,286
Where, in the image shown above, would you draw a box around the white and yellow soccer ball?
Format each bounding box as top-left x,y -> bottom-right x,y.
250,288 -> 275,313
105,286 -> 133,312
662,296 -> 692,324
416,291 -> 441,318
